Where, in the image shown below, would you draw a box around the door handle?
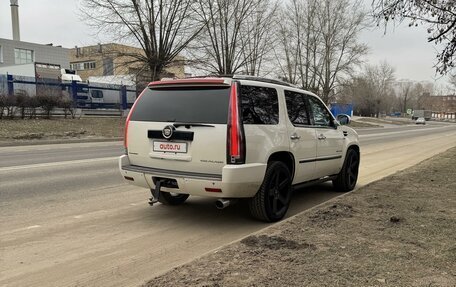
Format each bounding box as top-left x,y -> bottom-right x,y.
290,133 -> 301,140
317,134 -> 326,140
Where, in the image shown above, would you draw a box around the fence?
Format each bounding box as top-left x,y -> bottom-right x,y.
432,111 -> 456,121
0,73 -> 137,110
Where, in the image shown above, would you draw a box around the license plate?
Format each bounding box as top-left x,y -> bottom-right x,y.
153,141 -> 187,153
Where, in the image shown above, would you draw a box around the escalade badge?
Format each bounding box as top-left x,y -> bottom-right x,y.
162,125 -> 174,139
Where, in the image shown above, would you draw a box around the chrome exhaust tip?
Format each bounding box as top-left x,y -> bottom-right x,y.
215,199 -> 231,210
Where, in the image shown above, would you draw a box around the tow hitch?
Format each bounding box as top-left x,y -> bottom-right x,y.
148,180 -> 162,206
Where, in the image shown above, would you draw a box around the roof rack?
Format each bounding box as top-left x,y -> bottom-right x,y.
232,75 -> 295,88
181,74 -> 295,88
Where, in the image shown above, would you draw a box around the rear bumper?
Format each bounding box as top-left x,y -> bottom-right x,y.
119,155 -> 266,198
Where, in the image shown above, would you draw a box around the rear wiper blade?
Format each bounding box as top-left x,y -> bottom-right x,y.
173,123 -> 215,128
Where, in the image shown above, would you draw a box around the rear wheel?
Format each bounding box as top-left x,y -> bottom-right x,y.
333,148 -> 359,192
249,161 -> 292,222
157,191 -> 189,205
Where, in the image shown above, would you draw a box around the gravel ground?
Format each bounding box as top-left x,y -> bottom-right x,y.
145,147 -> 456,287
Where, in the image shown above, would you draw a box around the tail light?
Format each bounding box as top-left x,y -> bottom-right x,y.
124,90 -> 146,153
227,81 -> 245,164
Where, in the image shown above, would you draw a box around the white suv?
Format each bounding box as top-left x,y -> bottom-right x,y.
119,76 -> 360,222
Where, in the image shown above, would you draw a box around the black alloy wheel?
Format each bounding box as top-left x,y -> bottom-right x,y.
249,161 -> 292,222
333,149 -> 359,192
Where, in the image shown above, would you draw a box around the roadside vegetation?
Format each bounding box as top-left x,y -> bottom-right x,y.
0,93 -> 75,120
145,146 -> 456,287
0,116 -> 378,144
0,118 -> 125,142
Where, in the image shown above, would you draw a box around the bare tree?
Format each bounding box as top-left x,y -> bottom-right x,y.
274,0 -> 320,88
372,0 -> 456,74
315,0 -> 368,103
191,0 -> 265,75
396,80 -> 413,113
341,62 -> 396,117
367,62 -> 396,117
274,0 -> 368,103
238,0 -> 279,76
274,7 -> 300,85
81,0 -> 204,81
449,73 -> 456,93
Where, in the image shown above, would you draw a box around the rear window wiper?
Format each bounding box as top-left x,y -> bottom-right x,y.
173,123 -> 215,128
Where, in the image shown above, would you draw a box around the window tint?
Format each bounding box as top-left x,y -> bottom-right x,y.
91,90 -> 103,98
307,97 -> 333,127
130,87 -> 230,124
77,85 -> 89,93
285,90 -> 310,126
240,85 -> 279,125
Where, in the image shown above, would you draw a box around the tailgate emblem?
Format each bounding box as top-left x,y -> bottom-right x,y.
162,125 -> 175,139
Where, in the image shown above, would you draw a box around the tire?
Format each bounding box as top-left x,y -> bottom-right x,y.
157,191 -> 189,205
249,161 -> 292,222
333,148 -> 359,192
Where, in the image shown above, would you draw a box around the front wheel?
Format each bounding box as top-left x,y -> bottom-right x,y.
249,161 -> 292,222
333,148 -> 359,192
157,191 -> 189,205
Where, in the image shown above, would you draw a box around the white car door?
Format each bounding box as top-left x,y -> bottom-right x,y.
284,90 -> 317,184
307,96 -> 345,178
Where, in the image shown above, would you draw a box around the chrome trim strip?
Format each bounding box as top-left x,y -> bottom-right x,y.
122,165 -> 222,181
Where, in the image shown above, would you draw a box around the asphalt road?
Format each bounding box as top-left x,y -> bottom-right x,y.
1,121 -> 456,287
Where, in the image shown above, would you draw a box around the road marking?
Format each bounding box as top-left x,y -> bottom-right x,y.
2,225 -> 42,235
0,141 -> 123,152
27,225 -> 41,229
0,157 -> 118,172
359,126 -> 451,138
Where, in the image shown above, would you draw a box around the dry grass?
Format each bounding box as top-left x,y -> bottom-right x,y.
146,147 -> 456,287
348,120 -> 382,128
0,118 -> 125,141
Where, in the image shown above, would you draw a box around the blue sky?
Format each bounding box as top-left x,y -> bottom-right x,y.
0,0 -> 449,85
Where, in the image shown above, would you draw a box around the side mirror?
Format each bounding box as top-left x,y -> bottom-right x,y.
336,114 -> 351,126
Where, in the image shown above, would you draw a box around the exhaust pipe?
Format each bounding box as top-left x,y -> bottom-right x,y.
215,199 -> 232,210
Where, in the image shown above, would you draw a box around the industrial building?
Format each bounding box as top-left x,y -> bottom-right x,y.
1,0 -> 69,71
0,38 -> 70,70
69,43 -> 186,82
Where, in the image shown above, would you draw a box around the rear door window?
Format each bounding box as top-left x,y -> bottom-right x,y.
284,90 -> 310,126
130,86 -> 231,124
240,85 -> 279,125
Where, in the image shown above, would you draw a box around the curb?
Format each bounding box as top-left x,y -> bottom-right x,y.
0,137 -> 123,147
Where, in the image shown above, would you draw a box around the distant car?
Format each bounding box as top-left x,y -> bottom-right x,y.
415,117 -> 426,125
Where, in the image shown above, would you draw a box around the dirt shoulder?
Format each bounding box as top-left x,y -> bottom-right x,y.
348,120 -> 382,128
145,147 -> 456,287
0,118 -> 124,145
358,117 -> 412,126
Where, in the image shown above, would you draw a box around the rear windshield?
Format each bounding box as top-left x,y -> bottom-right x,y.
130,86 -> 231,124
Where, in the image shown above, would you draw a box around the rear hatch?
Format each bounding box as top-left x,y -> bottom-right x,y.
126,80 -> 231,175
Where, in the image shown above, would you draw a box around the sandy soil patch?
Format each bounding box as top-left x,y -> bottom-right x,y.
145,147 -> 456,287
